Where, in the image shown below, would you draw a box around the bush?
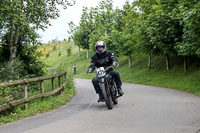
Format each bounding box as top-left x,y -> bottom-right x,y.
18,44 -> 45,77
0,44 -> 45,78
67,47 -> 72,57
46,52 -> 50,58
53,45 -> 57,50
0,57 -> 24,81
0,58 -> 25,104
58,51 -> 61,56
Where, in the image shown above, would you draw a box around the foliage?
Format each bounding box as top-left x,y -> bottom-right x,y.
43,43 -> 200,98
0,57 -> 23,81
67,46 -> 72,57
69,0 -> 115,52
0,41 -> 76,124
175,1 -> 200,56
68,0 -> 200,70
89,0 -> 114,51
0,0 -> 74,61
0,0 -> 75,81
116,1 -> 137,56
19,45 -> 45,77
58,51 -> 61,56
0,57 -> 25,105
0,44 -> 45,78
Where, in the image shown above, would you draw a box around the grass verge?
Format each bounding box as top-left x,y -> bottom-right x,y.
0,41 -> 76,125
0,75 -> 75,125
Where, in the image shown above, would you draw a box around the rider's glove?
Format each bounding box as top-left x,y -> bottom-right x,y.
113,61 -> 119,67
87,68 -> 93,73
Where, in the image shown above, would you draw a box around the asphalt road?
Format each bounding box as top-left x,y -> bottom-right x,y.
0,78 -> 200,133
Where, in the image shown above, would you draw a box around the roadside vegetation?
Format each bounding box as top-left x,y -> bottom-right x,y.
0,0 -> 76,125
0,77 -> 75,125
1,36 -> 200,124
0,40 -> 76,125
1,0 -> 200,125
72,49 -> 200,96
41,40 -> 200,96
66,0 -> 200,95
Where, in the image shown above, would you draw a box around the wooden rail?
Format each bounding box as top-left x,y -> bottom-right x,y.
0,70 -> 67,112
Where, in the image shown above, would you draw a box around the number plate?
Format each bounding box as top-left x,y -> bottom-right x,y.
96,67 -> 106,77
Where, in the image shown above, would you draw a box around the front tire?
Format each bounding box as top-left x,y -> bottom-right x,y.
100,83 -> 113,109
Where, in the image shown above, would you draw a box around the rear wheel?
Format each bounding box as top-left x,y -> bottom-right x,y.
100,83 -> 113,109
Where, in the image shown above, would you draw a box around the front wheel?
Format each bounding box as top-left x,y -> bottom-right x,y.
111,81 -> 118,105
99,83 -> 113,109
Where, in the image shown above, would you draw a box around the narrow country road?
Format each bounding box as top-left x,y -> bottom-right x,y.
0,78 -> 200,133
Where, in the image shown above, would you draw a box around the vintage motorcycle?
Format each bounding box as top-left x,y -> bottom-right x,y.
96,65 -> 121,109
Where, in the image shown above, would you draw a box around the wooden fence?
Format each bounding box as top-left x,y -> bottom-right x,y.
0,70 -> 67,112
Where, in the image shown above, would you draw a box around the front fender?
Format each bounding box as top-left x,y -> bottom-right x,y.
99,78 -> 104,83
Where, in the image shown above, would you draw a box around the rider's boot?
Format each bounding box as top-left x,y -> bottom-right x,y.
117,87 -> 124,96
97,94 -> 104,102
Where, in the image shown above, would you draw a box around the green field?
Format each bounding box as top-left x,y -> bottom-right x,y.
43,41 -> 200,96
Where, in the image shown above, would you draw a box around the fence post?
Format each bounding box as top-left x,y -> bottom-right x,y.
64,72 -> 67,79
58,76 -> 61,87
58,76 -> 62,94
40,80 -> 44,101
64,72 -> 67,92
51,78 -> 55,90
24,84 -> 28,110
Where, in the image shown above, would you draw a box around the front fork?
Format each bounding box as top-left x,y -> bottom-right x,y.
99,77 -> 110,95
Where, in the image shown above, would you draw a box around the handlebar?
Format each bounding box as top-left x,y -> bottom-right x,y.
105,63 -> 119,71
88,64 -> 119,74
104,65 -> 114,71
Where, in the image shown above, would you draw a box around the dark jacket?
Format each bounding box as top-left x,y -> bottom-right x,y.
88,50 -> 118,71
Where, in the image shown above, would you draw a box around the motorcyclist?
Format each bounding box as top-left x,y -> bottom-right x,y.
87,40 -> 124,102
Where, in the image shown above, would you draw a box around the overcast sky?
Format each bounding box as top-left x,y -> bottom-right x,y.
38,0 -> 134,43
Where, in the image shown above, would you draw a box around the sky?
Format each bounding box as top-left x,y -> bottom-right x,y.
37,0 -> 134,43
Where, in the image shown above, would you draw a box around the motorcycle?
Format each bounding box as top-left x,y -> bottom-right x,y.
96,65 -> 121,109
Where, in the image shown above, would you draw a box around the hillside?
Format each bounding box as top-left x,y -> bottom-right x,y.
40,41 -> 200,96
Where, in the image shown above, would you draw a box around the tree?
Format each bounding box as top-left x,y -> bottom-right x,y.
0,0 -> 75,64
68,21 -> 81,57
118,1 -> 137,68
79,7 -> 95,59
69,6 -> 95,59
89,0 -> 114,52
135,0 -> 183,70
175,0 -> 200,72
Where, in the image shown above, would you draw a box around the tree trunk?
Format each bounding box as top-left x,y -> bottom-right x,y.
184,56 -> 188,73
10,27 -> 19,64
13,27 -> 19,56
87,49 -> 89,59
166,53 -> 170,70
148,53 -> 151,70
78,46 -> 80,57
9,22 -> 14,62
128,54 -> 132,69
